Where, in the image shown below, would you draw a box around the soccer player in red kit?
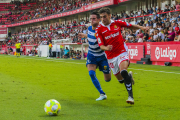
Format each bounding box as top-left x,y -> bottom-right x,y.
96,7 -> 148,104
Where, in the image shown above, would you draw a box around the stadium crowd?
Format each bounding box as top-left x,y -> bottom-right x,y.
0,0 -> 102,24
1,21 -> 88,47
1,1 -> 180,48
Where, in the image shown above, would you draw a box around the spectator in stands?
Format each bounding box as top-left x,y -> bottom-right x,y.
137,30 -> 144,43
153,29 -> 159,42
72,36 -> 78,43
176,3 -> 180,10
143,30 -> 149,42
7,46 -> 13,55
166,27 -> 175,41
165,18 -> 171,27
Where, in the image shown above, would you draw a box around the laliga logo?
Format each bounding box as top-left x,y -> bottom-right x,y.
155,47 -> 160,60
128,46 -> 138,59
155,47 -> 177,60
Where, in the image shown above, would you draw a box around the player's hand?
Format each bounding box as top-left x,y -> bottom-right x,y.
78,33 -> 87,39
141,27 -> 149,32
106,45 -> 113,51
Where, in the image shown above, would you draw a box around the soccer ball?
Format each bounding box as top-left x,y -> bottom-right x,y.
44,99 -> 61,116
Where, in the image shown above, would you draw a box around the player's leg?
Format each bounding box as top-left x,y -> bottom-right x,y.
98,59 -> 111,82
114,70 -> 134,84
87,64 -> 106,101
107,59 -> 124,84
115,73 -> 124,83
119,53 -> 134,104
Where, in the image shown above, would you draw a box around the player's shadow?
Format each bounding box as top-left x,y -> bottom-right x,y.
39,113 -> 65,118
122,106 -> 133,108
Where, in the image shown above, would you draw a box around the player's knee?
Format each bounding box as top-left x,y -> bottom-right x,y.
120,69 -> 128,78
89,70 -> 96,78
105,79 -> 111,82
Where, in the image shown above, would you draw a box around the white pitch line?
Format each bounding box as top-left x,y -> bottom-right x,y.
66,62 -> 76,63
25,58 -> 34,59
128,68 -> 180,75
76,63 -> 85,64
19,57 -> 180,74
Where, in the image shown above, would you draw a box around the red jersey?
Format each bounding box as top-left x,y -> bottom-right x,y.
175,27 -> 180,36
96,20 -> 132,59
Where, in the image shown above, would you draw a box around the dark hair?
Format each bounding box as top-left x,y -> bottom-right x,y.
99,7 -> 111,15
91,10 -> 100,19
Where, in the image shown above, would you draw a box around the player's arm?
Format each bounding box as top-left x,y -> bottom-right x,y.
78,33 -> 87,38
116,20 -> 149,32
130,24 -> 149,31
96,28 -> 112,51
99,45 -> 113,51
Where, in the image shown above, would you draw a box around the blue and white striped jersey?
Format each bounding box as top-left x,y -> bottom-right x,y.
87,26 -> 105,57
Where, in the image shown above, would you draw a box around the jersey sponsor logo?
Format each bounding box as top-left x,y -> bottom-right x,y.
102,30 -> 107,34
88,30 -> 95,36
105,31 -> 119,40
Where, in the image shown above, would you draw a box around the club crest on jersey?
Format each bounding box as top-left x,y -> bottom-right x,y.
114,25 -> 117,29
104,66 -> 107,70
94,33 -> 96,38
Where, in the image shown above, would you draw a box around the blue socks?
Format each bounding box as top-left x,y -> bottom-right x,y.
89,70 -> 105,95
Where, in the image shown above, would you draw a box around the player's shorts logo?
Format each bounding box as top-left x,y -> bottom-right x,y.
104,66 -> 107,70
155,47 -> 160,60
87,59 -> 91,63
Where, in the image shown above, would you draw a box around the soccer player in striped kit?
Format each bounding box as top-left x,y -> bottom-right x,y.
79,11 -> 112,101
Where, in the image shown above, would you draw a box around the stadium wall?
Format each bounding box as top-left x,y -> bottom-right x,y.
126,42 -> 180,66
1,42 -> 180,66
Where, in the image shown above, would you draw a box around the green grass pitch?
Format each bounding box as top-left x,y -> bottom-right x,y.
0,55 -> 180,120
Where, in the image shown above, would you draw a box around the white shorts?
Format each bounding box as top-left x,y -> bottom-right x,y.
108,52 -> 129,75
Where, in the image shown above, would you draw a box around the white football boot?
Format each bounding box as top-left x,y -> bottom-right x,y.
96,94 -> 107,101
126,96 -> 134,105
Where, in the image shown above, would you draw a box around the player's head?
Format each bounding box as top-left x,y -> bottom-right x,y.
99,7 -> 111,26
90,10 -> 100,27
